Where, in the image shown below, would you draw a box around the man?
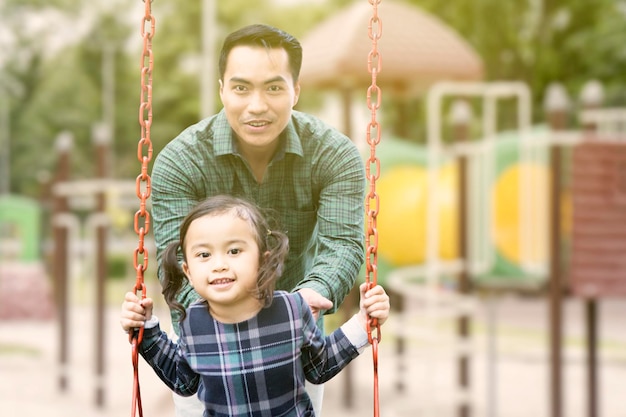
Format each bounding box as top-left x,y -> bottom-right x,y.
151,24 -> 366,416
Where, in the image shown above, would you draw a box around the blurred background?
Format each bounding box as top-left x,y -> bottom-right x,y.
1,0 -> 626,416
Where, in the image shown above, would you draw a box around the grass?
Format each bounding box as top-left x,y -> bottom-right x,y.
0,343 -> 40,357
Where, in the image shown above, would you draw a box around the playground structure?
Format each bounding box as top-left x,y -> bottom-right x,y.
2,0 -> 624,415
49,175 -> 148,404
33,129 -> 155,406
28,76 -> 617,417
22,77 -> 620,417
0,194 -> 55,320
373,78 -> 626,417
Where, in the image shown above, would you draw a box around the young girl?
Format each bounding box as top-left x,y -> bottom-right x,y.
120,195 -> 390,417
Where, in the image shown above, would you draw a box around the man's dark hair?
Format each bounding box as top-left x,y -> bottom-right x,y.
218,24 -> 302,83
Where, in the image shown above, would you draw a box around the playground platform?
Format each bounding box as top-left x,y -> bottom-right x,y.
1,293 -> 626,417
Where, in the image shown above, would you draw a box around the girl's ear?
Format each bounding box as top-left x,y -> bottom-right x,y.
260,250 -> 271,270
182,262 -> 193,288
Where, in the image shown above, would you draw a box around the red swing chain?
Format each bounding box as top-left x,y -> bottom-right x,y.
129,1 -> 155,416
127,3 -> 377,416
364,1 -> 382,417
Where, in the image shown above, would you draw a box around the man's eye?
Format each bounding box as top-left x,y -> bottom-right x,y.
268,85 -> 281,92
234,85 -> 247,92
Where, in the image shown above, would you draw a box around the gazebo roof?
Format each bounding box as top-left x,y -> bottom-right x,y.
300,1 -> 484,93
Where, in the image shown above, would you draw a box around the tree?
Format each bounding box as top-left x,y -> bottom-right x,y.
4,0 -> 625,196
0,1 -> 145,196
1,0 -> 85,195
413,0 -> 626,115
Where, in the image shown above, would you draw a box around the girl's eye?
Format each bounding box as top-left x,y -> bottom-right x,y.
228,248 -> 241,255
198,252 -> 210,258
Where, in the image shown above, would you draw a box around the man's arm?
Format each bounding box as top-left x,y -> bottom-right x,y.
293,135 -> 366,315
151,143 -> 203,328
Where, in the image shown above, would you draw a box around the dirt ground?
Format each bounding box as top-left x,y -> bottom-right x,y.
1,287 -> 626,417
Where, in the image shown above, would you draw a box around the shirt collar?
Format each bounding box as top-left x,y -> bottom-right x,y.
213,109 -> 304,159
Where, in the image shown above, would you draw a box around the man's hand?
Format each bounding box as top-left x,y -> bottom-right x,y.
297,288 -> 333,321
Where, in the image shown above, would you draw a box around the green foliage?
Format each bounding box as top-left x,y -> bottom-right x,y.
3,0 -> 81,13
107,253 -> 129,280
1,3 -> 138,195
412,0 -> 626,110
2,0 -> 626,198
13,48 -> 100,194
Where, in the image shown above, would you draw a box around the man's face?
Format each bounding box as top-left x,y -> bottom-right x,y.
219,45 -> 300,155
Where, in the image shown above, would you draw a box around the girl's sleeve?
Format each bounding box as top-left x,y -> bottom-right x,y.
299,296 -> 361,384
338,314 -> 370,354
139,322 -> 200,396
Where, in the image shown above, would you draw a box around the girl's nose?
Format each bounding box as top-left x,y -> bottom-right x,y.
211,255 -> 228,272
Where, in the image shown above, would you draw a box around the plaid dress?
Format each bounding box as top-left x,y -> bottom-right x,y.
139,291 -> 361,417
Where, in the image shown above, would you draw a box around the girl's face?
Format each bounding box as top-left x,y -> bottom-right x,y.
182,210 -> 264,323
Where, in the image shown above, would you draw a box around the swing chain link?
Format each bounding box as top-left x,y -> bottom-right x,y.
127,2 -> 379,416
130,1 -> 155,416
365,0 -> 382,343
365,1 -> 382,417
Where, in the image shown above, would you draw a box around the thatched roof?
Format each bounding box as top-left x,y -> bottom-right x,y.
300,1 -> 484,94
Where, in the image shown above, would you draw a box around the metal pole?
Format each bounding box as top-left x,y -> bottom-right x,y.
0,90 -> 9,195
450,99 -> 472,417
486,293 -> 498,417
102,42 -> 115,171
393,290 -> 406,394
201,0 -> 217,118
544,83 -> 570,417
53,131 -> 73,392
92,124 -> 110,408
585,301 -> 598,417
579,80 -> 604,417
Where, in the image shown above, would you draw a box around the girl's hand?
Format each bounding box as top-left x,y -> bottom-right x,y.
357,282 -> 390,329
120,291 -> 154,332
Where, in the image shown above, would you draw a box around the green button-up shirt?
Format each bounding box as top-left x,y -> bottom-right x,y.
151,109 -> 366,332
